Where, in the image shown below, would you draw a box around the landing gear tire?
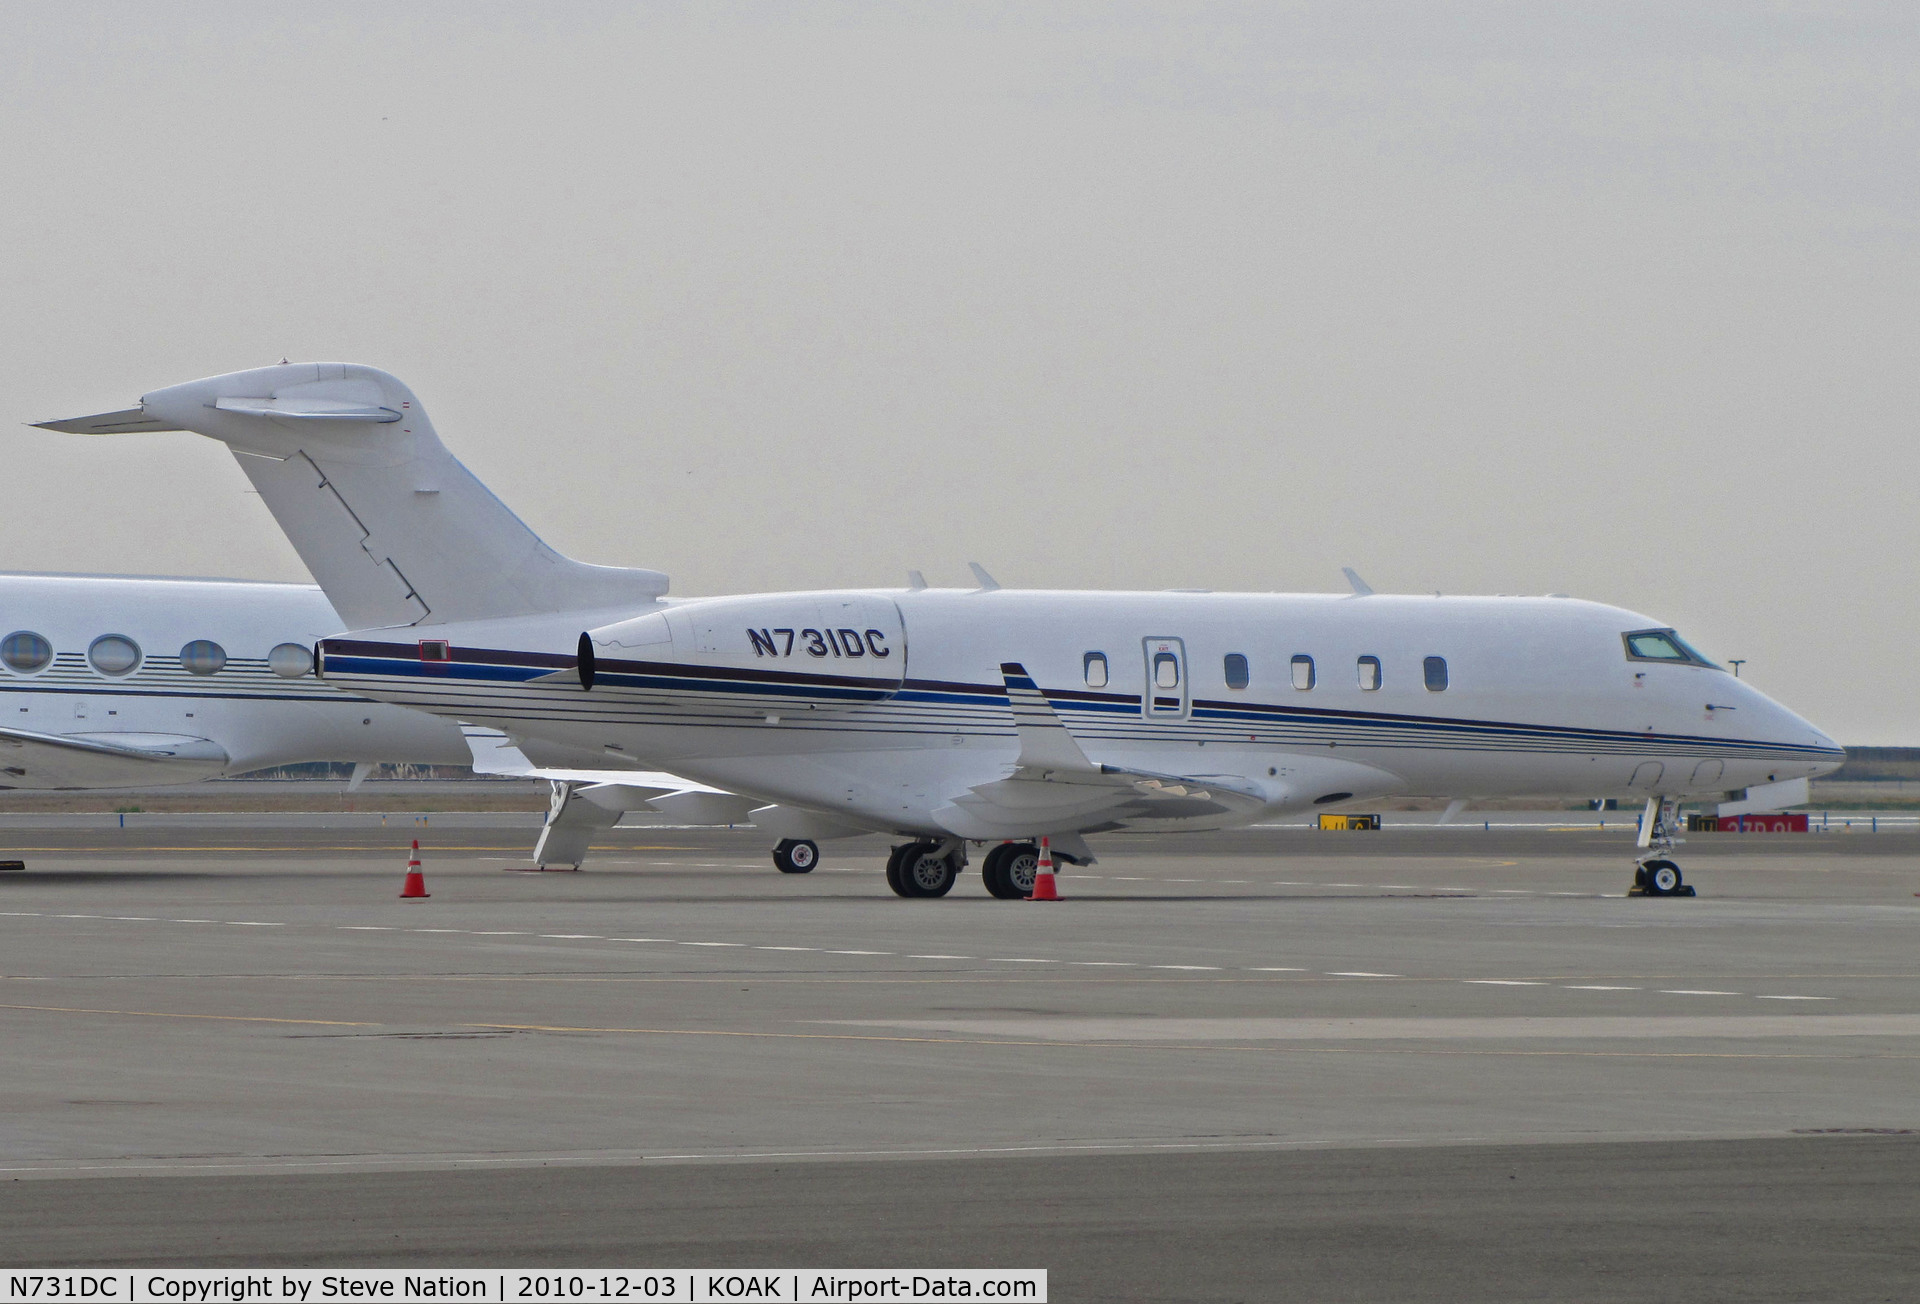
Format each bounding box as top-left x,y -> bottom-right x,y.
890,841 -> 960,898
982,843 -> 1040,900
772,839 -> 819,874
1640,859 -> 1685,896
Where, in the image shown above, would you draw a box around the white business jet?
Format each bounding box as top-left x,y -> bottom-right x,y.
39,363 -> 1844,897
0,570 -> 468,788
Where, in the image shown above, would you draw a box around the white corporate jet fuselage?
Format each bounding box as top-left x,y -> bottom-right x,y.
0,572 -> 467,788
320,588 -> 1838,842
39,362 -> 1844,894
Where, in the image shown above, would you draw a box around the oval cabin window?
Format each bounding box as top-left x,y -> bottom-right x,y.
179,640 -> 227,676
88,635 -> 141,676
1291,655 -> 1315,690
1223,653 -> 1250,690
1423,656 -> 1448,691
1083,652 -> 1109,689
268,643 -> 315,678
1,631 -> 52,674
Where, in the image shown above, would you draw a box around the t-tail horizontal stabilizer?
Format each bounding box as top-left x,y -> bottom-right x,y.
35,363 -> 669,630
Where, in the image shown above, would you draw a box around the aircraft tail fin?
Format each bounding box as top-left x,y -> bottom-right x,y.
40,363 -> 666,630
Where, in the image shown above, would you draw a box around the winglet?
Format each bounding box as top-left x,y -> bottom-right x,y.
968,562 -> 1001,591
999,663 -> 1095,771
460,724 -> 536,776
1342,567 -> 1374,597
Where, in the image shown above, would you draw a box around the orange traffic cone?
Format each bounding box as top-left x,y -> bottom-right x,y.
1028,835 -> 1060,901
400,840 -> 430,899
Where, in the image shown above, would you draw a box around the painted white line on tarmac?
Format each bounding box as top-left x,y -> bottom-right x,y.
1756,995 -> 1834,1001
1467,980 -> 1546,986
1662,989 -> 1742,996
1327,971 -> 1399,978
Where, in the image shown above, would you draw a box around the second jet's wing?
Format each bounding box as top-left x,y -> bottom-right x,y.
0,726 -> 228,789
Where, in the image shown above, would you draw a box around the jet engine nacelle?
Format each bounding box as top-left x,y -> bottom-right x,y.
583,592 -> 906,712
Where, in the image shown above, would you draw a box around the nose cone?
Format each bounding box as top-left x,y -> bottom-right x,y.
1733,679 -> 1844,779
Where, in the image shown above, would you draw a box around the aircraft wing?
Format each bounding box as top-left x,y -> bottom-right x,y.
460,725 -> 757,818
463,724 -> 764,867
929,665 -> 1273,840
0,726 -> 228,789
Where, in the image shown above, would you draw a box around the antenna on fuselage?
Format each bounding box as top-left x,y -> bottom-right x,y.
1341,567 -> 1374,597
906,570 -> 928,591
968,562 -> 1001,592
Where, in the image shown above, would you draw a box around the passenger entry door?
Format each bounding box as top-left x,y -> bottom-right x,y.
1142,637 -> 1188,719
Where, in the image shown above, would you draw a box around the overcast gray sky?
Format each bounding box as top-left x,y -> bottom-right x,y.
3,3 -> 1915,742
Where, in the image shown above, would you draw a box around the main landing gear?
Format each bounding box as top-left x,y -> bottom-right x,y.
771,838 -> 819,874
885,840 -> 966,898
1630,797 -> 1696,898
981,842 -> 1041,900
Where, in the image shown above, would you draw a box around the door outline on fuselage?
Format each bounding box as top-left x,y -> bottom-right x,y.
1142,637 -> 1188,720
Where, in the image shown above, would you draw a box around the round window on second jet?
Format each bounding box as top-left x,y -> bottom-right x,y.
88,634 -> 142,676
1,630 -> 53,674
268,643 -> 315,678
179,640 -> 228,676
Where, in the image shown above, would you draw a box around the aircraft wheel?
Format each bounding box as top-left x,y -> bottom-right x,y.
884,844 -> 913,897
772,839 -> 818,874
983,843 -> 1038,899
1642,859 -> 1683,895
897,841 -> 959,898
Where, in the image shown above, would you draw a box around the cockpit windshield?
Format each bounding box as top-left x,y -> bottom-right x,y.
1622,629 -> 1720,669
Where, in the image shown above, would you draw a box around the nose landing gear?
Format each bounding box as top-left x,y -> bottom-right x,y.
771,838 -> 819,874
1630,797 -> 1696,897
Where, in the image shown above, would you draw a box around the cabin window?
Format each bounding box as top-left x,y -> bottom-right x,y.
1223,653 -> 1250,690
0,631 -> 52,674
1153,651 -> 1181,690
179,640 -> 227,676
1291,654 -> 1315,690
1423,656 -> 1448,691
1083,652 -> 1109,689
87,635 -> 141,677
269,643 -> 315,678
1356,655 -> 1381,690
1622,629 -> 1718,668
